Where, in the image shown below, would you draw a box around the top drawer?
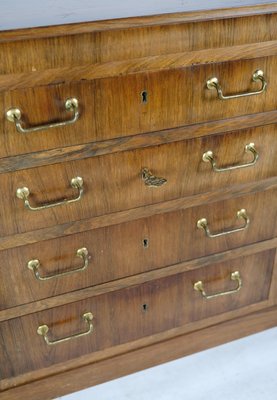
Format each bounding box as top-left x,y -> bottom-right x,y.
1,55 -> 277,159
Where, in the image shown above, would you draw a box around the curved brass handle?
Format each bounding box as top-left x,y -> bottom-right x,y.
27,248 -> 89,281
37,312 -> 94,346
207,70 -> 267,100
197,209 -> 250,238
6,98 -> 79,133
141,168 -> 167,187
202,143 -> 258,172
194,271 -> 242,299
16,176 -> 84,211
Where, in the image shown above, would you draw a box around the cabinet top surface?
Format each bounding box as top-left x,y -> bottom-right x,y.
0,0 -> 276,32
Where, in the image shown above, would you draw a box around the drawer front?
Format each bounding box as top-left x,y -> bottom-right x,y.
1,190 -> 276,310
0,250 -> 274,380
1,14 -> 277,75
1,56 -> 277,158
0,125 -> 276,237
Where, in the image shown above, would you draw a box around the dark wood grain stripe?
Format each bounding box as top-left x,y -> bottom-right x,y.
1,111 -> 277,174
1,303 -> 276,396
1,41 -> 277,90
0,177 -> 276,252
0,237 -> 276,322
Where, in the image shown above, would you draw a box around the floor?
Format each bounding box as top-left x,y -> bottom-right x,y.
58,326 -> 277,400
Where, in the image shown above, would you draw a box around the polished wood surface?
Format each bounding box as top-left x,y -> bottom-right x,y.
1,16 -> 277,89
1,57 -> 277,159
0,189 -> 275,310
0,177 -> 276,252
0,4 -> 276,399
1,42 -> 277,93
1,304 -> 276,399
0,249 -> 274,381
1,238 -> 276,323
1,292 -> 275,393
0,114 -> 276,174
0,126 -> 275,237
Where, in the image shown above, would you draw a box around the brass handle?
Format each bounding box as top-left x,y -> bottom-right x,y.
197,209 -> 250,238
202,143 -> 259,172
16,176 -> 84,211
6,98 -> 79,133
141,168 -> 167,187
37,312 -> 94,346
207,70 -> 267,100
27,247 -> 89,281
194,271 -> 242,299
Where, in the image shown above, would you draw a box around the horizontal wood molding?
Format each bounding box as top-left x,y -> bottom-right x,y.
1,4 -> 277,42
0,299 -> 272,391
2,180 -> 277,250
1,112 -> 277,174
1,238 -> 276,322
1,304 -> 277,399
1,41 -> 277,91
0,177 -> 276,252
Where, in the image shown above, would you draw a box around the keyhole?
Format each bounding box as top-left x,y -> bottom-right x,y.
142,303 -> 149,312
141,90 -> 148,104
143,238 -> 149,248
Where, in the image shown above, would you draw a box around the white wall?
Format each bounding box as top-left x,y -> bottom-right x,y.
0,0 -> 275,30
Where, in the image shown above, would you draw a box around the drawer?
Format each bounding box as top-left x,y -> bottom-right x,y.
1,190 -> 276,310
1,55 -> 277,158
1,13 -> 277,75
0,124 -> 276,237
0,249 -> 274,380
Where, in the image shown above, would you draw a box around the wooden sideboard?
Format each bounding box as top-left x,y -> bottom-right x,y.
0,2 -> 277,399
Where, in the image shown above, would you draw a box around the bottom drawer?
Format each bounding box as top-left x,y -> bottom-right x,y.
0,249 -> 275,381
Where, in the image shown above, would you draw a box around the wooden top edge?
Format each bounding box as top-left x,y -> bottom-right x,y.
0,3 -> 277,43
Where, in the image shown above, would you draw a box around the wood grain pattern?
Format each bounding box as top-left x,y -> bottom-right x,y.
2,304 -> 276,400
1,112 -> 277,174
0,125 -> 275,238
269,250 -> 277,305
1,4 -> 277,43
1,41 -> 277,92
0,177 -> 276,252
1,238 -> 277,323
0,6 -> 276,398
0,250 -> 274,381
1,56 -> 277,159
0,297 -> 273,391
0,189 -> 276,311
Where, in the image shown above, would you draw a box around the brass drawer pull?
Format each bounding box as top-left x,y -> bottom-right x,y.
202,143 -> 258,172
197,209 -> 249,238
207,70 -> 267,100
6,98 -> 79,133
194,271 -> 242,300
27,247 -> 89,281
16,176 -> 84,211
37,312 -> 94,346
141,168 -> 167,187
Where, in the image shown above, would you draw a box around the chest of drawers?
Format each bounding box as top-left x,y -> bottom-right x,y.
0,2 -> 277,399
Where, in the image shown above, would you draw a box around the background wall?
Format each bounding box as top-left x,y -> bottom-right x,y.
1,0 -> 274,30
